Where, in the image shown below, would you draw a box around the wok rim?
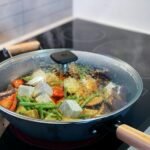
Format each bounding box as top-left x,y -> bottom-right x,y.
0,49 -> 143,124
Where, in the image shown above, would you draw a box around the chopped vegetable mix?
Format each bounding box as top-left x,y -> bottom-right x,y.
0,63 -> 127,121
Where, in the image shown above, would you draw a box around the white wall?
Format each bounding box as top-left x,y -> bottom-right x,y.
1,0 -> 150,45
0,0 -> 72,44
73,0 -> 150,34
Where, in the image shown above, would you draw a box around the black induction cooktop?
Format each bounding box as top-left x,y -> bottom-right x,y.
0,19 -> 150,150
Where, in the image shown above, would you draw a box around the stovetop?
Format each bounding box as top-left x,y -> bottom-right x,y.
0,19 -> 150,150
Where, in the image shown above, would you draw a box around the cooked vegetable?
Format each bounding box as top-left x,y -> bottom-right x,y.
0,93 -> 17,111
97,103 -> 111,115
19,101 -> 56,109
44,109 -> 62,120
46,72 -> 61,86
86,96 -> 103,107
82,108 -> 98,117
59,100 -> 82,118
64,77 -> 80,94
52,86 -> 64,99
16,106 -> 39,118
105,92 -> 127,110
18,85 -> 35,98
0,89 -> 16,99
9,96 -> 17,111
16,95 -> 34,102
35,93 -> 52,103
27,76 -> 44,86
33,82 -> 52,97
0,63 -> 127,121
0,95 -> 14,109
12,79 -> 24,88
16,105 -> 27,114
24,109 -> 39,119
32,69 -> 46,80
81,76 -> 98,93
22,75 -> 32,82
105,82 -> 117,96
75,64 -> 91,78
81,92 -> 100,107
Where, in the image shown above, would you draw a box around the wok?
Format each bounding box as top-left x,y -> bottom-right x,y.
0,49 -> 149,149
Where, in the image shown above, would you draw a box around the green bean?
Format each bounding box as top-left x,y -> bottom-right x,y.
21,76 -> 32,82
36,105 -> 56,109
43,109 -> 62,120
56,101 -> 63,107
81,92 -> 100,108
79,114 -> 91,119
76,96 -> 84,103
42,110 -> 49,115
17,95 -> 34,102
76,65 -> 91,79
52,110 -> 62,119
66,95 -> 84,104
39,107 -> 44,119
67,95 -> 75,99
43,110 -> 59,120
19,102 -> 56,109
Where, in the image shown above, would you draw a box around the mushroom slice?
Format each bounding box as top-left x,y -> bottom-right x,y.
106,93 -> 127,110
97,103 -> 111,115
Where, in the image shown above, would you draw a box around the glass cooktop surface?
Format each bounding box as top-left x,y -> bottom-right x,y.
0,19 -> 150,150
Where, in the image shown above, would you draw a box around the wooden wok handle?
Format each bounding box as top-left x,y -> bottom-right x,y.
6,40 -> 40,55
116,124 -> 150,150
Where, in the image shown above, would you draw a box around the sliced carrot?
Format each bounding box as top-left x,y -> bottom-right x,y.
12,79 -> 24,88
52,86 -> 64,99
0,93 -> 17,111
0,94 -> 15,109
9,95 -> 17,111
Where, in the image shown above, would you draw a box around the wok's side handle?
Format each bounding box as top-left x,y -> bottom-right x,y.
116,124 -> 150,150
6,40 -> 40,55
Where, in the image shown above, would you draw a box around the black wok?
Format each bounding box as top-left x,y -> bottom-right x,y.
0,49 -> 149,149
